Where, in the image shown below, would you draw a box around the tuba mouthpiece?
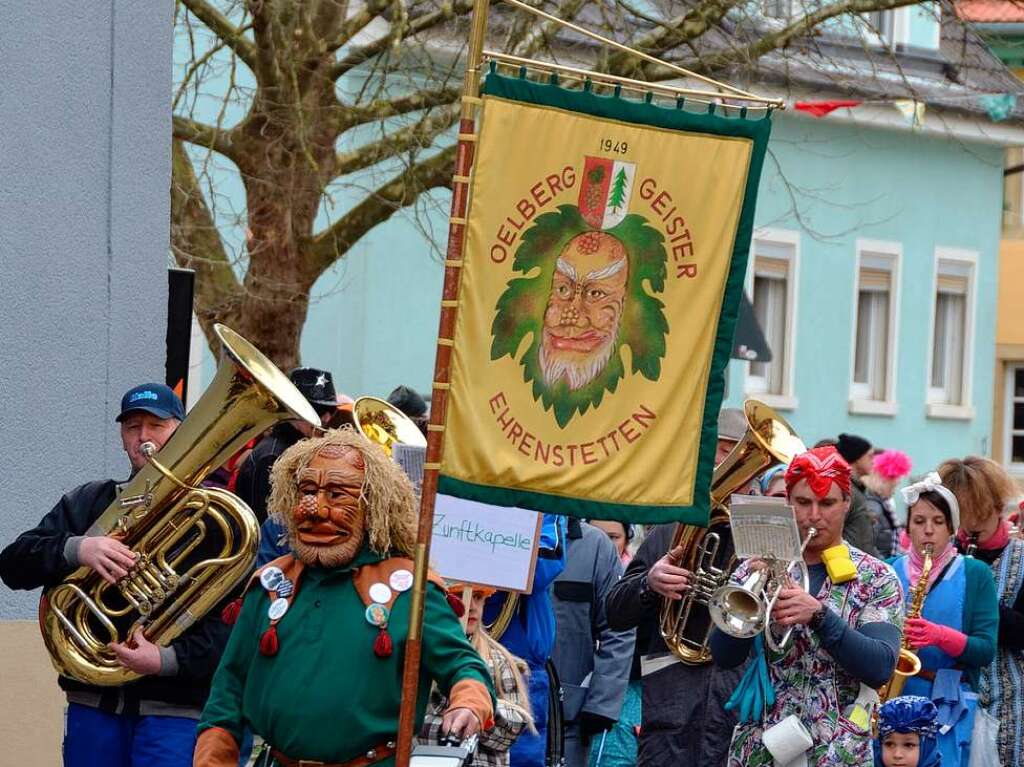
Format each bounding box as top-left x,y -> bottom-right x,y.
140,442 -> 157,457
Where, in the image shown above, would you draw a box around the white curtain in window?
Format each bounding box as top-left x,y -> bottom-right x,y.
751,274 -> 787,394
854,289 -> 889,400
931,292 -> 965,404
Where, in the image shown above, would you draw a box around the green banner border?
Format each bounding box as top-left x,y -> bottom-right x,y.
438,71 -> 773,525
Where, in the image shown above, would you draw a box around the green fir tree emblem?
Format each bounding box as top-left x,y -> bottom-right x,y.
609,168 -> 629,212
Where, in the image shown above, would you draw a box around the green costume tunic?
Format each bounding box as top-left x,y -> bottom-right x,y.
198,547 -> 493,765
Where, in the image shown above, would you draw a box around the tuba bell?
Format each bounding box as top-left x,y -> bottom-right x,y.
658,400 -> 806,664
352,396 -> 427,457
39,324 -> 321,686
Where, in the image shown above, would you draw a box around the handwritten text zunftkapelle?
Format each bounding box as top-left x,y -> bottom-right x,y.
433,515 -> 534,552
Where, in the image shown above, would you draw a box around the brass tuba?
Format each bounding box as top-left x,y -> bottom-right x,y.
39,324 -> 321,686
659,400 -> 806,664
352,396 -> 428,456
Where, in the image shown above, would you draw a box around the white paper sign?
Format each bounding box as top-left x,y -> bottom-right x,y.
729,496 -> 802,561
431,494 -> 542,592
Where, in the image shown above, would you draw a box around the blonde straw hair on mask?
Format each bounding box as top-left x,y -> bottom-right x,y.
267,428 -> 417,557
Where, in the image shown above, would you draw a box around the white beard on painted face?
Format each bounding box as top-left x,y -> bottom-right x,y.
538,329 -> 618,391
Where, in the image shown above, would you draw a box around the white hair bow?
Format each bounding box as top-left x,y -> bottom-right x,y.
901,471 -> 960,529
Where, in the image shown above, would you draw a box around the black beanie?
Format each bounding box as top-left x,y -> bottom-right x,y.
837,433 -> 872,464
387,385 -> 428,418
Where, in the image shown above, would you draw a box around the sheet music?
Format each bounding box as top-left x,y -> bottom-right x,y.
729,495 -> 802,561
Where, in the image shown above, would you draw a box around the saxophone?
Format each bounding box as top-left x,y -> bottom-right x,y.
880,543 -> 933,701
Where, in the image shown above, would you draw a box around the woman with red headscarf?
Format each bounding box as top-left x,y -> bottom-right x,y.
711,446 -> 904,767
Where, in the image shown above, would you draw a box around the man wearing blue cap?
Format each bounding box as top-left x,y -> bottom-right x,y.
0,383 -> 232,767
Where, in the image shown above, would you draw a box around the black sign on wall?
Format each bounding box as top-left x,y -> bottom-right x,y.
166,268 -> 196,408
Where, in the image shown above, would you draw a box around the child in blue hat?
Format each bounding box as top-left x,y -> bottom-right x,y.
874,696 -> 941,767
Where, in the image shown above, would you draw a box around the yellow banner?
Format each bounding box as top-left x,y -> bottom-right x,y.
441,93 -> 755,513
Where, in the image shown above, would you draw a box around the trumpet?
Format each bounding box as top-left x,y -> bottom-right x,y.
709,526 -> 817,654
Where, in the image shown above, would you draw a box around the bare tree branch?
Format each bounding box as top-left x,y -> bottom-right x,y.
513,0 -> 590,59
179,0 -> 258,71
173,115 -> 238,160
338,86 -> 461,130
334,104 -> 460,175
247,0 -> 282,88
321,0 -> 393,54
309,145 -> 456,274
328,0 -> 475,81
603,0 -> 748,78
647,0 -> 927,77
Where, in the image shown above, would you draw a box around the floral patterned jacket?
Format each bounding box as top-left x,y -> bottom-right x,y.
728,546 -> 905,767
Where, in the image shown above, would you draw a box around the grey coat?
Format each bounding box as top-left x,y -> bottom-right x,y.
551,520 -> 636,766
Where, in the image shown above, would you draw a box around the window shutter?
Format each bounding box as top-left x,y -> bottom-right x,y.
936,273 -> 968,295
755,256 -> 788,279
859,267 -> 890,292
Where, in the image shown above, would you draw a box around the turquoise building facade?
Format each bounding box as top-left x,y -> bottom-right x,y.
179,6 -> 1024,477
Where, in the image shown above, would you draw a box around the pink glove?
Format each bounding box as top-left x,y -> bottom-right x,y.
904,617 -> 967,657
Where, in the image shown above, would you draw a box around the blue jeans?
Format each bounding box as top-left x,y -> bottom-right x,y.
63,702 -> 197,767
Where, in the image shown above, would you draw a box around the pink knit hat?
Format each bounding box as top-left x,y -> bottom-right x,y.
873,449 -> 912,480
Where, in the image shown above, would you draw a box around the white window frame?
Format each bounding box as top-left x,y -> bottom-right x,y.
848,239 -> 901,416
1003,363 -> 1024,475
862,7 -> 911,47
925,247 -> 977,420
745,228 -> 799,411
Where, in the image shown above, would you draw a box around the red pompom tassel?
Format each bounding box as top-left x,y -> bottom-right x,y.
221,598 -> 243,626
446,593 -> 465,618
259,625 -> 279,657
374,628 -> 393,658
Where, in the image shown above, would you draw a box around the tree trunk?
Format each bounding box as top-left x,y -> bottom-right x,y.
233,81 -> 340,370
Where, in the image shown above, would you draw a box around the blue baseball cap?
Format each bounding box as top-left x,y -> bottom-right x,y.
116,383 -> 186,422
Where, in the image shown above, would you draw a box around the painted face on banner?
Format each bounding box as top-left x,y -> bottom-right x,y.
290,446 -> 367,567
540,232 -> 629,391
490,155 -> 670,430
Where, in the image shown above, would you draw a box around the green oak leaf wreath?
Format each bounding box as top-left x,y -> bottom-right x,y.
490,205 -> 669,428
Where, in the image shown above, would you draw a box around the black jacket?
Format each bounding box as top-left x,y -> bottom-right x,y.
0,479 -> 232,713
234,422 -> 305,523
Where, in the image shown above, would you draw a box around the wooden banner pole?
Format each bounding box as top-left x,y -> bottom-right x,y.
393,0 -> 490,761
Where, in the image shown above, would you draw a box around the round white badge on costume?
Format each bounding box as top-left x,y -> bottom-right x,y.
260,567 -> 284,591
268,598 -> 289,621
369,583 -> 392,604
365,603 -> 390,627
390,570 -> 414,592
